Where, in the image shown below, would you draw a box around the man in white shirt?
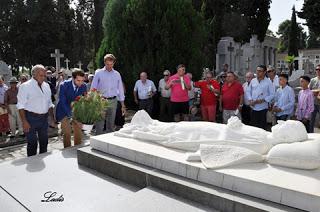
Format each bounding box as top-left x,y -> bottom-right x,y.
158,70 -> 172,121
17,65 -> 55,156
266,66 -> 279,126
242,72 -> 254,125
134,72 -> 157,115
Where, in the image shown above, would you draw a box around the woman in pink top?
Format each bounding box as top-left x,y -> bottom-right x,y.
165,64 -> 191,122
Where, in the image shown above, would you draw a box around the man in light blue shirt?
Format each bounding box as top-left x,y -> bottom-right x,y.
133,72 -> 157,115
246,65 -> 275,130
91,54 -> 126,134
272,73 -> 295,121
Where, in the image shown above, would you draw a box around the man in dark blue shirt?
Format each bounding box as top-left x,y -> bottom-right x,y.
56,69 -> 87,148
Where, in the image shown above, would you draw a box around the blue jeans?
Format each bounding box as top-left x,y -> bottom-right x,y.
25,112 -> 49,157
310,104 -> 320,133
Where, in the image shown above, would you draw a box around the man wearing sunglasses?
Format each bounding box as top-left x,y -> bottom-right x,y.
158,70 -> 172,122
309,64 -> 320,132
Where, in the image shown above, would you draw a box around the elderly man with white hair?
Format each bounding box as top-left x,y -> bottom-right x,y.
242,71 -> 254,125
17,64 -> 55,156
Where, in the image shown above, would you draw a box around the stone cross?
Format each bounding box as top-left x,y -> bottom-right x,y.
64,58 -> 70,70
77,61 -> 83,70
50,49 -> 64,72
245,57 -> 252,69
227,42 -> 234,70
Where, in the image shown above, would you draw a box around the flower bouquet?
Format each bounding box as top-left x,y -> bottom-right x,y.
71,89 -> 109,131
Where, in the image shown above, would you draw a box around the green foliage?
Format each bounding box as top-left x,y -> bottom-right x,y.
299,0 -> 320,37
288,6 -> 299,57
277,19 -> 306,53
98,0 -> 208,104
72,90 -> 109,124
0,0 -> 94,70
285,55 -> 295,75
307,30 -> 320,49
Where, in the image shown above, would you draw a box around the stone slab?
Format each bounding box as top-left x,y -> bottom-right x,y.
89,133 -> 320,212
0,147 -> 139,212
78,146 -> 302,212
108,187 -> 216,212
0,187 -> 29,212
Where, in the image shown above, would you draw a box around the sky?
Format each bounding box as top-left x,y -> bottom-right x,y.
269,0 -> 307,34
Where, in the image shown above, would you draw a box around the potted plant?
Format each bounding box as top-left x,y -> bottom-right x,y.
71,89 -> 109,131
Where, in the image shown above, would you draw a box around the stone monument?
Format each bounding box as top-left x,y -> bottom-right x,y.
216,35 -> 279,80
0,60 -> 12,83
50,49 -> 64,72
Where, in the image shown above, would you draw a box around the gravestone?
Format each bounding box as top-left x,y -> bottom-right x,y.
64,58 -> 70,70
50,49 -> 64,72
216,35 -> 279,81
0,60 -> 12,83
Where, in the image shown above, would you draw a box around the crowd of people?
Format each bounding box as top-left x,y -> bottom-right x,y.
2,53 -> 320,157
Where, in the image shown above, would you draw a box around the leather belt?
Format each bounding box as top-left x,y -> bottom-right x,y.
102,96 -> 117,100
26,111 -> 48,116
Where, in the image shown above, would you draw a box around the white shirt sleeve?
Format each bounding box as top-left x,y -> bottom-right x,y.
151,81 -> 157,92
17,84 -> 28,110
134,81 -> 138,92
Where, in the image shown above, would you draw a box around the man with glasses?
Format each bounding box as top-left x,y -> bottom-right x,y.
17,75 -> 28,87
246,65 -> 275,130
266,66 -> 279,127
158,70 -> 172,122
267,66 -> 279,90
309,64 -> 320,132
165,64 -> 191,122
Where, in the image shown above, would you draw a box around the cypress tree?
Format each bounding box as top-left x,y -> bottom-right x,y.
288,6 -> 299,56
288,6 -> 299,69
97,0 -> 208,104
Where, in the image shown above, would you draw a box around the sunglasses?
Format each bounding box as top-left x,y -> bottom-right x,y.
316,69 -> 320,71
164,74 -> 169,76
267,70 -> 274,73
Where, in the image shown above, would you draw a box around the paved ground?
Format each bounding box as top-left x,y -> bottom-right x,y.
0,110 -> 136,163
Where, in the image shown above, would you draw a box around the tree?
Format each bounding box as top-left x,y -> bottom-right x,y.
285,55 -> 295,76
98,0 -> 208,104
288,6 -> 299,70
307,30 -> 320,49
0,0 -> 14,63
288,6 -> 299,56
56,0 -> 75,65
298,0 -> 320,36
78,0 -> 107,68
277,19 -> 306,53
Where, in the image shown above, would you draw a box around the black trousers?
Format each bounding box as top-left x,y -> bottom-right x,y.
241,104 -> 251,125
251,109 -> 268,130
159,97 -> 172,122
25,112 -> 48,157
276,114 -> 289,121
139,98 -> 153,116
